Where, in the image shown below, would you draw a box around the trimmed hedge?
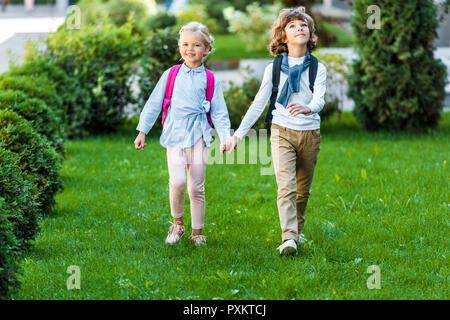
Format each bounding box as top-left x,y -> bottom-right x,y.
8,59 -> 91,138
0,197 -> 19,300
0,90 -> 64,159
0,75 -> 66,135
0,110 -> 61,216
44,20 -> 142,133
0,144 -> 39,247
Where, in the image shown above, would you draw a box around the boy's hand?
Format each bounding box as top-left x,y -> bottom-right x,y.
225,135 -> 240,154
134,132 -> 147,150
286,103 -> 311,116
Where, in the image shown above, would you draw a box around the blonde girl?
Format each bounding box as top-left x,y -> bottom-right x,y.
135,22 -> 231,246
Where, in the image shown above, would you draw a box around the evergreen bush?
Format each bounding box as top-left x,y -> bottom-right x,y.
0,110 -> 61,216
0,90 -> 64,158
348,0 -> 448,130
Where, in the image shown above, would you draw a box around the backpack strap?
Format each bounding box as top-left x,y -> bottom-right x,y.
309,55 -> 318,93
161,64 -> 182,126
265,55 -> 283,123
205,67 -> 215,128
265,54 -> 319,123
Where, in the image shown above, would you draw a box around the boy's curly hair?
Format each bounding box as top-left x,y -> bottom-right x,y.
269,6 -> 318,56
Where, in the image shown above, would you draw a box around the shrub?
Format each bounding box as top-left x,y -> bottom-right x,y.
348,0 -> 448,131
224,77 -> 266,130
0,90 -> 64,158
314,50 -> 351,120
0,144 -> 39,248
190,0 -> 274,33
0,110 -> 61,216
77,0 -> 157,29
0,197 -> 20,300
137,27 -> 180,131
8,58 -> 91,138
0,75 -> 66,135
137,11 -> 177,34
223,2 -> 282,51
175,4 -> 218,33
44,21 -> 142,133
108,0 -> 155,26
320,95 -> 339,121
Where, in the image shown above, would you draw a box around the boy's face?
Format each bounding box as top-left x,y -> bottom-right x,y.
284,19 -> 310,47
179,31 -> 210,68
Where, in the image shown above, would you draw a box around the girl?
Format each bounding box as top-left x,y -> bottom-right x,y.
222,7 -> 327,255
134,22 -> 231,246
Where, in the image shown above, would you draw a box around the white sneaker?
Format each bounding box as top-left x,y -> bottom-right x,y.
298,233 -> 307,244
276,239 -> 297,256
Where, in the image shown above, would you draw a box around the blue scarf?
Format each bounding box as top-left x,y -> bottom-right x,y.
276,51 -> 312,108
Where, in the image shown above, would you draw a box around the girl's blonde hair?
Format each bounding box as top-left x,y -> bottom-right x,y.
179,22 -> 215,58
269,6 -> 318,56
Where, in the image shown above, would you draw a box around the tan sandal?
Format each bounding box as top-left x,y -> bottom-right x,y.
189,234 -> 206,246
165,223 -> 185,245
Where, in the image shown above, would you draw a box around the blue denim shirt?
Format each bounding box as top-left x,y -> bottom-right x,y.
136,63 -> 231,148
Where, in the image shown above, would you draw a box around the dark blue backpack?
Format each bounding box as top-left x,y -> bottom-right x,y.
265,54 -> 319,123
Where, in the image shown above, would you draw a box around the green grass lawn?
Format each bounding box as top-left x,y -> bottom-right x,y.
209,34 -> 273,60
321,21 -> 355,47
12,112 -> 449,299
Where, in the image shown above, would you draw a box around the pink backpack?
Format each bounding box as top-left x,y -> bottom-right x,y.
161,64 -> 215,127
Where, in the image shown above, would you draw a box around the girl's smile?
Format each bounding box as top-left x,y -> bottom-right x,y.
179,30 -> 210,69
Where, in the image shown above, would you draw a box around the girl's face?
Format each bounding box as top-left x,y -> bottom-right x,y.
179,31 -> 210,69
284,19 -> 310,47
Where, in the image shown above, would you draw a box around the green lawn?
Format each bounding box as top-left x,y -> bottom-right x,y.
321,21 -> 355,47
209,34 -> 273,60
12,112 -> 449,299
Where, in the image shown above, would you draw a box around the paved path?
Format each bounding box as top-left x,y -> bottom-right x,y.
0,5 -> 65,72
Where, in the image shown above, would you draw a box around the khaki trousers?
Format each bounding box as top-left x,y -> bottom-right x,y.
270,123 -> 321,243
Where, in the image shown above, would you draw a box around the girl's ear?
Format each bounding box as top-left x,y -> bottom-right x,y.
204,45 -> 211,56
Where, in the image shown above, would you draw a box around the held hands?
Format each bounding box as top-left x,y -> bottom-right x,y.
286,103 -> 311,116
134,132 -> 147,150
220,135 -> 240,154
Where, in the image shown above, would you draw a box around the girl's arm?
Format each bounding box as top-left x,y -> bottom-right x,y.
136,69 -> 170,135
233,63 -> 273,140
305,63 -> 327,114
210,78 -> 231,142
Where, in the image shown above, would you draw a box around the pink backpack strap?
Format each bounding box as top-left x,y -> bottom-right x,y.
161,64 -> 182,126
205,68 -> 215,128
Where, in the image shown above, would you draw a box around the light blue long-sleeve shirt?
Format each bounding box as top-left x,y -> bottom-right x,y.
136,63 -> 231,148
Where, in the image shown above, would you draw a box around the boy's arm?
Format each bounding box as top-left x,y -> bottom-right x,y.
234,63 -> 273,140
306,63 -> 327,114
210,78 -> 231,142
136,69 -> 170,135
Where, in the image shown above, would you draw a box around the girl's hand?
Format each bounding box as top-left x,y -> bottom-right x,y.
220,141 -> 227,154
134,132 -> 147,150
226,135 -> 240,154
286,103 -> 311,116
